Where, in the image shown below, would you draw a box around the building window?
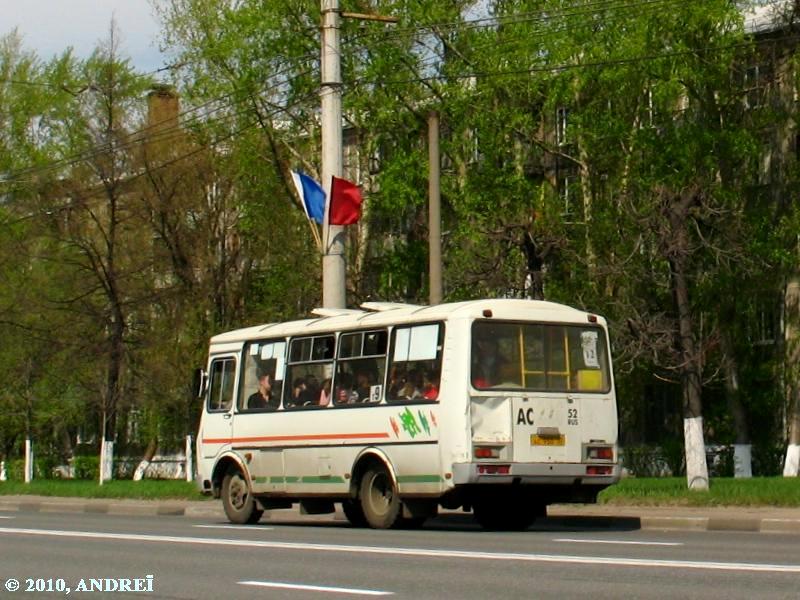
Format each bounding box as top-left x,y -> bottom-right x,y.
556,106 -> 569,146
558,175 -> 583,222
744,64 -> 771,109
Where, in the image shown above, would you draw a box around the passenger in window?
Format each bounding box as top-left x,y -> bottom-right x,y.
388,366 -> 407,399
355,370 -> 372,402
336,371 -> 355,404
248,373 -> 272,409
319,378 -> 332,406
304,374 -> 320,405
292,377 -> 308,406
422,371 -> 439,401
398,369 -> 424,400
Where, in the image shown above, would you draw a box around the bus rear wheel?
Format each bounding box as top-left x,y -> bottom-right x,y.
342,499 -> 368,527
359,465 -> 401,529
221,468 -> 263,525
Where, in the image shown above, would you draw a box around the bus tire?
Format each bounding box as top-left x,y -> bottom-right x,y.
359,465 -> 401,529
342,499 -> 368,527
221,468 -> 263,525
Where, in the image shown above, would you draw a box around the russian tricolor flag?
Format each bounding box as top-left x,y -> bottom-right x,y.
291,170 -> 326,224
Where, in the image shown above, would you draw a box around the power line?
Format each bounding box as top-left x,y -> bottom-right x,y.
1,60 -> 318,186
0,89 -> 320,228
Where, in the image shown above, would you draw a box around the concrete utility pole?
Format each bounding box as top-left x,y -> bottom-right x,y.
321,0 -> 346,309
428,111 -> 443,305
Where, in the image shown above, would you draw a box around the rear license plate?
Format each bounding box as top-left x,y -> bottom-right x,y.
531,434 -> 565,446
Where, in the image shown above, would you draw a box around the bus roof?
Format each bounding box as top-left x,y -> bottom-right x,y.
209,298 -> 605,345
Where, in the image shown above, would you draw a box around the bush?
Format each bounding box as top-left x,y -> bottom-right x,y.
753,443 -> 785,476
620,446 -> 675,477
72,455 -> 99,480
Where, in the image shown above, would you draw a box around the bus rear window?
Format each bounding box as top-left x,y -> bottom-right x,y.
471,321 -> 610,393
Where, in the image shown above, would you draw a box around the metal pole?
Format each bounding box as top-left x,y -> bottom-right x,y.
321,0 -> 346,308
428,111 -> 443,305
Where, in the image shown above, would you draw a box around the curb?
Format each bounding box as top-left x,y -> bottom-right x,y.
2,497 -> 800,534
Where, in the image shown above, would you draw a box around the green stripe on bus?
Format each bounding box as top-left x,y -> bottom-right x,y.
396,475 -> 443,483
264,475 -> 345,484
300,476 -> 346,484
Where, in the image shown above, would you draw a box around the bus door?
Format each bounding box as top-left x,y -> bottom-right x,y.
199,355 -> 238,460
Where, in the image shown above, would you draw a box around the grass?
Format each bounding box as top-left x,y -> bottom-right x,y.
0,479 -> 208,500
1,477 -> 800,506
599,477 -> 800,507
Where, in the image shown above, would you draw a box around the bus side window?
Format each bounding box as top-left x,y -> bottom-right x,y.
238,340 -> 285,411
285,335 -> 335,409
387,323 -> 443,403
208,358 -> 236,412
335,330 -> 387,406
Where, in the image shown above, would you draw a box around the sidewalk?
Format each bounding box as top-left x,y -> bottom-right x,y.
2,495 -> 800,534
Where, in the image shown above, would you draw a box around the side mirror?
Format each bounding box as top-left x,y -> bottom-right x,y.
192,368 -> 208,399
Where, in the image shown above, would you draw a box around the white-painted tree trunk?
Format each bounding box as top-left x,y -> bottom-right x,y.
24,438 -> 33,483
185,435 -> 194,483
99,440 -> 114,484
783,444 -> 800,477
132,459 -> 150,481
733,444 -> 752,478
684,416 -> 709,490
0,460 -> 6,482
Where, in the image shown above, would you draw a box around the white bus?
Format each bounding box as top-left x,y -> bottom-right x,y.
195,298 -> 619,530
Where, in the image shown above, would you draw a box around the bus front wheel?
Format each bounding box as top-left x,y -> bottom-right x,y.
221,468 -> 263,525
359,465 -> 401,529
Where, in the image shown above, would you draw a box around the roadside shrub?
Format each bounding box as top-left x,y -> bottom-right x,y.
620,446 -> 674,477
72,455 -> 99,480
752,443 -> 785,476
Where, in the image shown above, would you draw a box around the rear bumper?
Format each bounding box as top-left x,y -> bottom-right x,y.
452,462 -> 620,486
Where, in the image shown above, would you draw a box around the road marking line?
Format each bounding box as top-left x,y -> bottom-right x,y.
194,525 -> 274,531
553,538 -> 683,547
239,581 -> 392,596
0,527 -> 798,574
0,516 -> 13,520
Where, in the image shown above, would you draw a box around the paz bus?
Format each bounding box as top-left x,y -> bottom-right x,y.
194,298 -> 619,530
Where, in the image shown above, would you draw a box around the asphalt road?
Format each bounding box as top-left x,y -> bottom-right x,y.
0,511 -> 798,599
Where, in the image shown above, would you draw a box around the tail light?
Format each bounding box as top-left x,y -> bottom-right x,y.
586,465 -> 613,476
477,464 -> 510,475
586,446 -> 614,460
474,446 -> 500,459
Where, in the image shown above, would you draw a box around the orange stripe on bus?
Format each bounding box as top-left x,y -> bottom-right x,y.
202,432 -> 391,444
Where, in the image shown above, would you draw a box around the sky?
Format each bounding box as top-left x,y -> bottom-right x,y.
1,0 -> 166,73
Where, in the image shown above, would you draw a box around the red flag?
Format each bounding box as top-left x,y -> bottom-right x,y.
329,176 -> 363,225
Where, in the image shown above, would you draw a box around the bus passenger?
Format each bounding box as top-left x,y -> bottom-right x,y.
422,371 -> 439,400
319,378 -> 332,406
292,377 -> 307,406
388,366 -> 407,399
398,369 -> 424,399
355,370 -> 372,402
248,373 -> 271,409
304,374 -> 320,405
336,371 -> 354,404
